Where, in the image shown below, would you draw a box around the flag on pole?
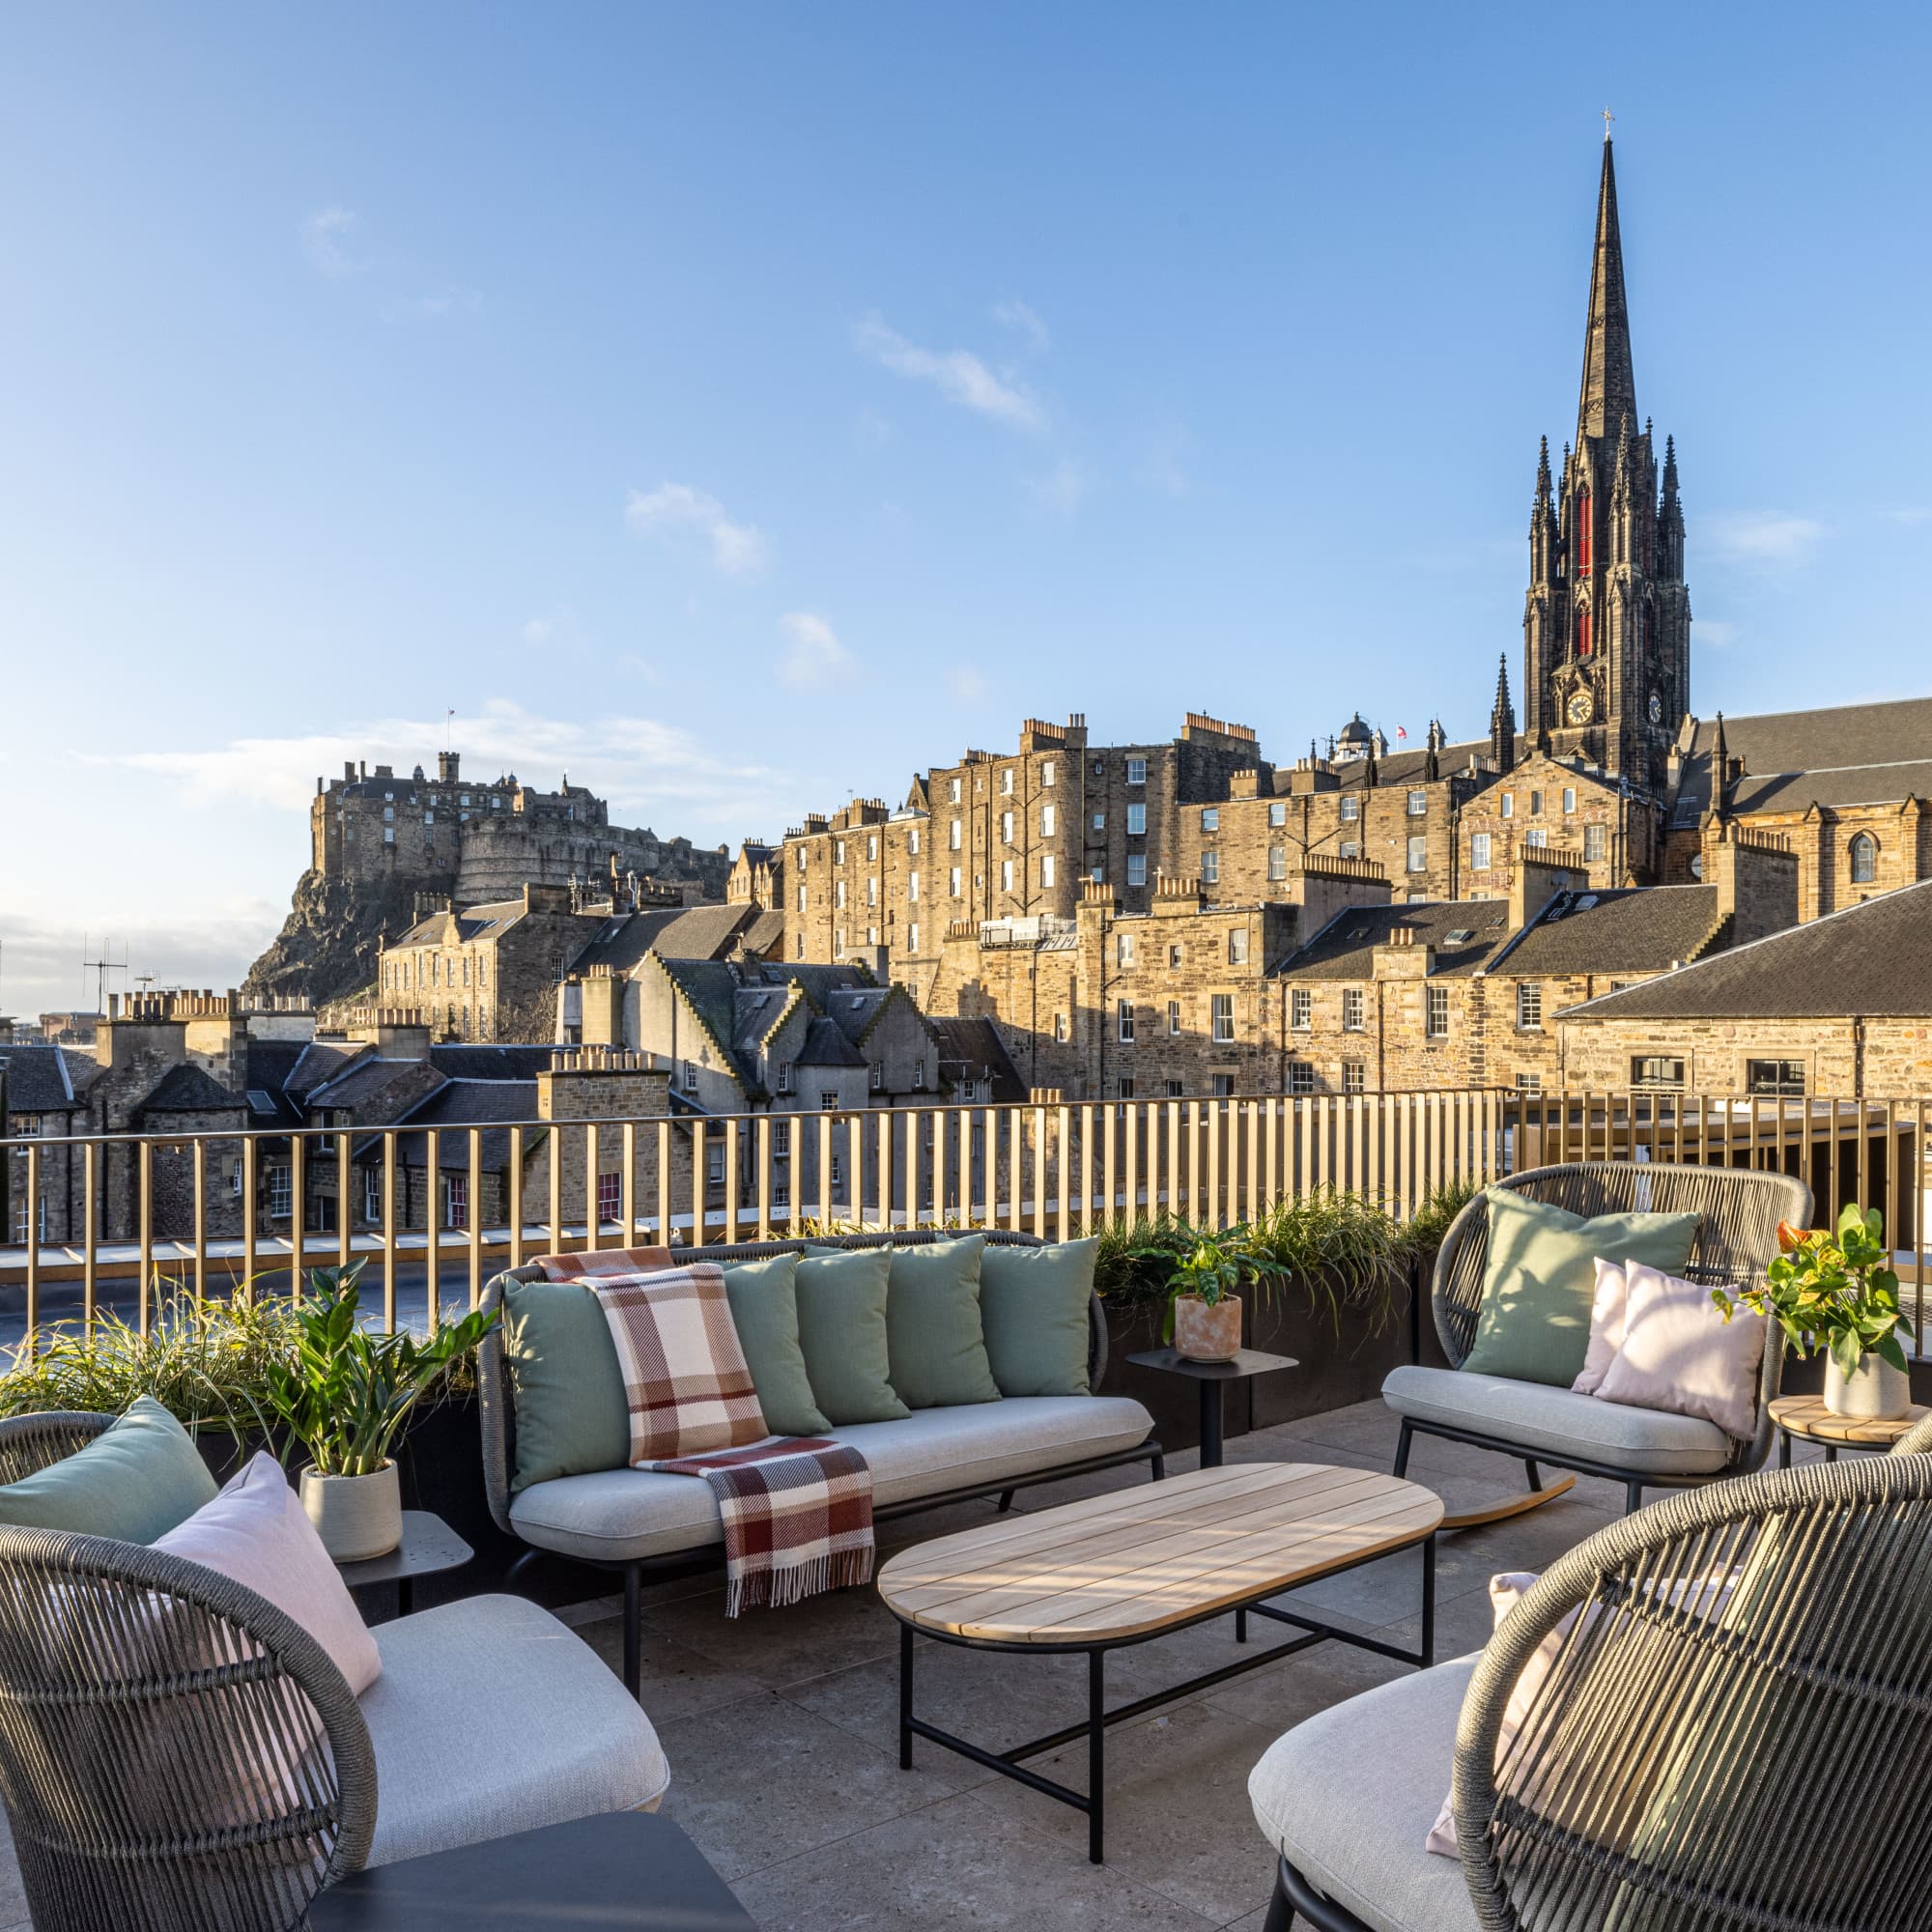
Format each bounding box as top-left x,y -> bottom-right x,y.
1395,724 -> 1407,741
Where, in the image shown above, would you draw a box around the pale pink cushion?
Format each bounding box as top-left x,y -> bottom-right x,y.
154,1452 -> 381,1696
1570,1257 -> 1628,1396
1593,1260 -> 1766,1440
1427,1565 -> 1744,1857
1427,1572 -> 1556,1857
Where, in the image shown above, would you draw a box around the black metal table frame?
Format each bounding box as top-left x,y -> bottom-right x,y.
894,1529 -> 1436,1863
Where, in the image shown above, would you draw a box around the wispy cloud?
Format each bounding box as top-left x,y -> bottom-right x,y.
301,206 -> 366,278
624,483 -> 769,578
992,298 -> 1050,354
1134,423 -> 1193,498
1025,458 -> 1088,521
85,699 -> 781,826
1695,619 -> 1738,648
853,315 -> 1045,433
777,612 -> 852,689
1705,512 -> 1824,564
384,285 -> 486,322
946,667 -> 988,703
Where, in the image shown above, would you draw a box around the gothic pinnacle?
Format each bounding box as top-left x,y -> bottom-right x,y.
1577,132 -> 1637,445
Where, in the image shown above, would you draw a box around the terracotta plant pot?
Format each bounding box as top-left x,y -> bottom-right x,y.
300,1461 -> 402,1561
1173,1293 -> 1243,1364
1824,1352 -> 1913,1422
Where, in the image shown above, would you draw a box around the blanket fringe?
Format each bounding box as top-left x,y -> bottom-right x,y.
724,1547 -> 875,1618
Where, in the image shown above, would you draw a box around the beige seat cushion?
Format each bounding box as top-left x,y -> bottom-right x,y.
1249,1656 -> 1481,1932
360,1594 -> 668,1867
1382,1364 -> 1733,1476
510,1395 -> 1155,1562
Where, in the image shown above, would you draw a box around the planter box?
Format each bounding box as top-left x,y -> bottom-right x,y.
1098,1264 -> 1417,1452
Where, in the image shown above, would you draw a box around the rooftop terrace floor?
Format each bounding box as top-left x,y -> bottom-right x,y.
0,1401 -> 1836,1930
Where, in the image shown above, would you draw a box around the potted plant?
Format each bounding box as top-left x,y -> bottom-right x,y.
264,1262 -> 497,1560
1717,1205 -> 1912,1420
1136,1224 -> 1290,1364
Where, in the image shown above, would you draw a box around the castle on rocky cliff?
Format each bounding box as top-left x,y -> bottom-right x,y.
245,753 -> 730,1006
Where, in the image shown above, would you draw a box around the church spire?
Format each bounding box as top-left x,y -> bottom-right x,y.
1577,137 -> 1637,445
1491,653 -> 1518,775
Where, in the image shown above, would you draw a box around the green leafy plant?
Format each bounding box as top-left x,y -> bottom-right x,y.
1716,1203 -> 1910,1378
1251,1190 -> 1407,1334
1130,1223 -> 1291,1346
0,1281 -> 299,1449
263,1262 -> 497,1479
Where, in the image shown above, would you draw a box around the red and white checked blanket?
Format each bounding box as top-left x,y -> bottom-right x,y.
537,1244 -> 673,1282
587,1262 -> 769,1463
569,1255 -> 876,1611
641,1436 -> 874,1615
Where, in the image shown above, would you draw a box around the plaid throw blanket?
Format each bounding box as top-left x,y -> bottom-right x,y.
640,1436 -> 874,1615
582,1259 -> 877,1610
537,1244 -> 673,1281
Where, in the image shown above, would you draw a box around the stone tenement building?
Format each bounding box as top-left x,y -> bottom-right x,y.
759,135 -> 1932,990
246,752 -> 731,1010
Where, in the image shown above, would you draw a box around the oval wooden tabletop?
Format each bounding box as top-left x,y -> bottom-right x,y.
1769,1393 -> 1930,1446
876,1463 -> 1443,1646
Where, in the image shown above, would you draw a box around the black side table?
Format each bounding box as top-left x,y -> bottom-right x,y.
305,1808 -> 755,1929
1126,1347 -> 1299,1466
335,1510 -> 472,1622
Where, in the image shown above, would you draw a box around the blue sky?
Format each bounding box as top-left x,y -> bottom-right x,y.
3,3 -> 1929,1018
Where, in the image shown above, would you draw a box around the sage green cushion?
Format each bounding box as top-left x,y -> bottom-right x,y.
724,1254 -> 832,1438
879,1236 -> 1002,1411
794,1248 -> 909,1425
500,1274 -> 630,1492
1460,1189 -> 1701,1387
980,1238 -> 1095,1398
0,1397 -> 217,1543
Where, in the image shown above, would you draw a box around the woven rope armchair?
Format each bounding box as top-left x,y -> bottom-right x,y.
0,1412 -> 376,1932
1257,1447 -> 1932,1931
1387,1161 -> 1814,1518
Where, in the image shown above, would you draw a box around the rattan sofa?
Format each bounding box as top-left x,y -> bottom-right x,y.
478,1228 -> 1163,1697
1250,1439 -> 1932,1931
1383,1161 -> 1813,1516
0,1411 -> 668,1932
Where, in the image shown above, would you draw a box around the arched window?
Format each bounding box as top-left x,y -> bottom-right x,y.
1577,605 -> 1593,658
1850,833 -> 1877,885
1576,494 -> 1593,575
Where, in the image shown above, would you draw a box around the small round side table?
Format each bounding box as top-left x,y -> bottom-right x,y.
1770,1393 -> 1930,1468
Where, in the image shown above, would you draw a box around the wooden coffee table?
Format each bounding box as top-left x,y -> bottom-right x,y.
878,1463 -> 1442,1862
1771,1392 -> 1931,1465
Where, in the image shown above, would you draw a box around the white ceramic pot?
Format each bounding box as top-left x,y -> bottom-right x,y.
1173,1293 -> 1243,1364
1823,1351 -> 1913,1422
299,1461 -> 402,1561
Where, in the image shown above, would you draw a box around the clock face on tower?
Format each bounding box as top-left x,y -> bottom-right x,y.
1648,690 -> 1662,724
1566,689 -> 1594,726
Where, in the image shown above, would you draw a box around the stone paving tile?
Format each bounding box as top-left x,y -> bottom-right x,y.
571,1610 -> 767,1723
654,1690 -> 965,1884
965,1696 -> 1285,1926
727,1787 -> 1226,1932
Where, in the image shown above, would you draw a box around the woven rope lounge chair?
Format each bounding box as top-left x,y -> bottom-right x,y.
1384,1161 -> 1813,1522
1251,1444 -> 1932,1930
0,1411 -> 668,1932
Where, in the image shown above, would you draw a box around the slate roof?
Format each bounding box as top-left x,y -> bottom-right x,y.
280,1041 -> 366,1103
430,1044 -> 554,1081
138,1064 -> 244,1116
797,1017 -> 866,1067
1670,698 -> 1932,831
1275,899 -> 1515,980
1563,880 -> 1932,1021
241,1039 -> 310,1128
305,1057 -> 427,1110
366,1078 -> 539,1171
0,1044 -> 92,1114
393,901 -> 527,948
657,956 -> 893,1096
1492,887 -> 1722,978
565,903 -> 764,977
925,1016 -> 1028,1103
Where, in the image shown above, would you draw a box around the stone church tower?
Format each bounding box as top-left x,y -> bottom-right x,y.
1521,134 -> 1690,798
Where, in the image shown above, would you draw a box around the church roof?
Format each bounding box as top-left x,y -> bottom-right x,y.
1577,135 -> 1637,444
1562,881 -> 1932,1021
1669,698 -> 1932,830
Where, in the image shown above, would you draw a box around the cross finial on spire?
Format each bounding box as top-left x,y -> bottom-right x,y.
1603,106 -> 1614,142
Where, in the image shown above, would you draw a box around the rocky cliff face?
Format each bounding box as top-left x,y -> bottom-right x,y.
244,869 -> 420,1008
